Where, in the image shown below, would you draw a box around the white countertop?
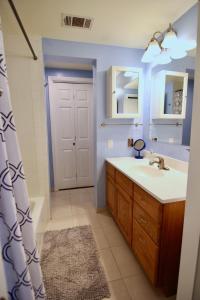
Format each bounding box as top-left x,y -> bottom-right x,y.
106,157 -> 188,204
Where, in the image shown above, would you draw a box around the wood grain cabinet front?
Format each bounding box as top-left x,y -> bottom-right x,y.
106,162 -> 185,297
116,169 -> 133,197
116,185 -> 133,245
106,176 -> 117,217
133,202 -> 161,245
132,219 -> 159,285
134,185 -> 162,224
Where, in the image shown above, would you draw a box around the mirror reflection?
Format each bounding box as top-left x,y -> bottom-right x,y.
164,75 -> 184,115
116,70 -> 139,114
149,52 -> 195,147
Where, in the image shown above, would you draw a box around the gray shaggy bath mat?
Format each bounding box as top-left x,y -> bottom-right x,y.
41,225 -> 110,300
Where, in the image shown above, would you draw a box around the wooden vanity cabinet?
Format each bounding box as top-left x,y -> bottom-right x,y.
106,163 -> 117,217
106,162 -> 185,297
116,184 -> 133,245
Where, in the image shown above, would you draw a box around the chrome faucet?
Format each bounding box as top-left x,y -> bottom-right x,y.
149,156 -> 169,170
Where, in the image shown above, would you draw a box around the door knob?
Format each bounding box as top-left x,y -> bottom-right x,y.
73,142 -> 76,146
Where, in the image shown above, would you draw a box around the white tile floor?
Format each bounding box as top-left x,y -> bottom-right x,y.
46,187 -> 176,300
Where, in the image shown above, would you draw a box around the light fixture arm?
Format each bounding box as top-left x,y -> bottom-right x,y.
167,23 -> 177,35
152,31 -> 164,41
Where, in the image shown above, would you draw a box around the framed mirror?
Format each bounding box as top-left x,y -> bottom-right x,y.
149,54 -> 195,147
107,66 -> 142,119
164,74 -> 186,115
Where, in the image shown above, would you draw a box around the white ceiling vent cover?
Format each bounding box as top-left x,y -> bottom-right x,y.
62,14 -> 93,30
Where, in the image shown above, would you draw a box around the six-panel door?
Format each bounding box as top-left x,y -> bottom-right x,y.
50,81 -> 94,190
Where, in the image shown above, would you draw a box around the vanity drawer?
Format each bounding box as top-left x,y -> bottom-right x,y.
132,219 -> 159,285
134,185 -> 162,224
116,170 -> 133,196
133,203 -> 161,245
106,162 -> 115,180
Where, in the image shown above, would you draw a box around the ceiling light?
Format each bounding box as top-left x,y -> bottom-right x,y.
147,38 -> 161,56
141,24 -> 196,65
161,24 -> 178,49
170,48 -> 187,59
154,49 -> 172,65
141,50 -> 154,63
178,39 -> 197,51
141,33 -> 161,63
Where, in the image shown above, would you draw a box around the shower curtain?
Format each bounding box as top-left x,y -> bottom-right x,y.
0,31 -> 45,299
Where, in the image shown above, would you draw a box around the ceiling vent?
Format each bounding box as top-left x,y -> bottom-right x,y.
62,14 -> 93,30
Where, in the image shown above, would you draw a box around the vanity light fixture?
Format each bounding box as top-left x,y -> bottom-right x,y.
161,24 -> 178,49
170,48 -> 187,60
177,39 -> 197,51
147,36 -> 162,56
142,23 -> 197,65
141,32 -> 162,63
154,49 -> 172,65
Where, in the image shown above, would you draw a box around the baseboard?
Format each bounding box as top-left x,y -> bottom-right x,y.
96,207 -> 107,213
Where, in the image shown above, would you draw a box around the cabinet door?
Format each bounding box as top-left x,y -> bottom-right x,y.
151,70 -> 188,119
117,186 -> 133,244
132,220 -> 159,285
106,176 -> 117,217
107,66 -> 142,119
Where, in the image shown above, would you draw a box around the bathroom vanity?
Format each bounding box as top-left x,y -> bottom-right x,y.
106,157 -> 187,296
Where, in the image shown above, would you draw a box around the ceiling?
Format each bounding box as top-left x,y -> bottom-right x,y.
0,0 -> 197,49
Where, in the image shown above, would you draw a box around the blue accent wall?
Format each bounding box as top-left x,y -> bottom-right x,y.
143,3 -> 198,161
43,3 -> 198,208
45,68 -> 93,79
43,40 -> 145,208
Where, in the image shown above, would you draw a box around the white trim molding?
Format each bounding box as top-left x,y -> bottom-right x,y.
49,76 -> 93,84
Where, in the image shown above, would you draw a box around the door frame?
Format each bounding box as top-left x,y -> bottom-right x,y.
48,76 -> 93,191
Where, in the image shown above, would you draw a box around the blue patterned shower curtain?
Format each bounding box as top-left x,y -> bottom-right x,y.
0,31 -> 45,299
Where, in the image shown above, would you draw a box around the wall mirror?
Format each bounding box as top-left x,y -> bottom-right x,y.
164,74 -> 185,115
149,50 -> 196,146
107,66 -> 142,119
116,70 -> 139,114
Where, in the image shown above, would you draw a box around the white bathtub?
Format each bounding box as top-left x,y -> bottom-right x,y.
30,197 -> 49,254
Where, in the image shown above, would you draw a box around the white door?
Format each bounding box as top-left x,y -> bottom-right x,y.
49,80 -> 94,190
74,84 -> 94,187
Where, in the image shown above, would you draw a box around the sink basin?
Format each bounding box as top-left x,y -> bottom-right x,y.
131,165 -> 166,177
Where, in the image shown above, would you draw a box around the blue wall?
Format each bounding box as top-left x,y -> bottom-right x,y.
143,4 -> 198,161
43,40 -> 145,207
45,68 -> 93,79
45,68 -> 93,190
43,3 -> 198,207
